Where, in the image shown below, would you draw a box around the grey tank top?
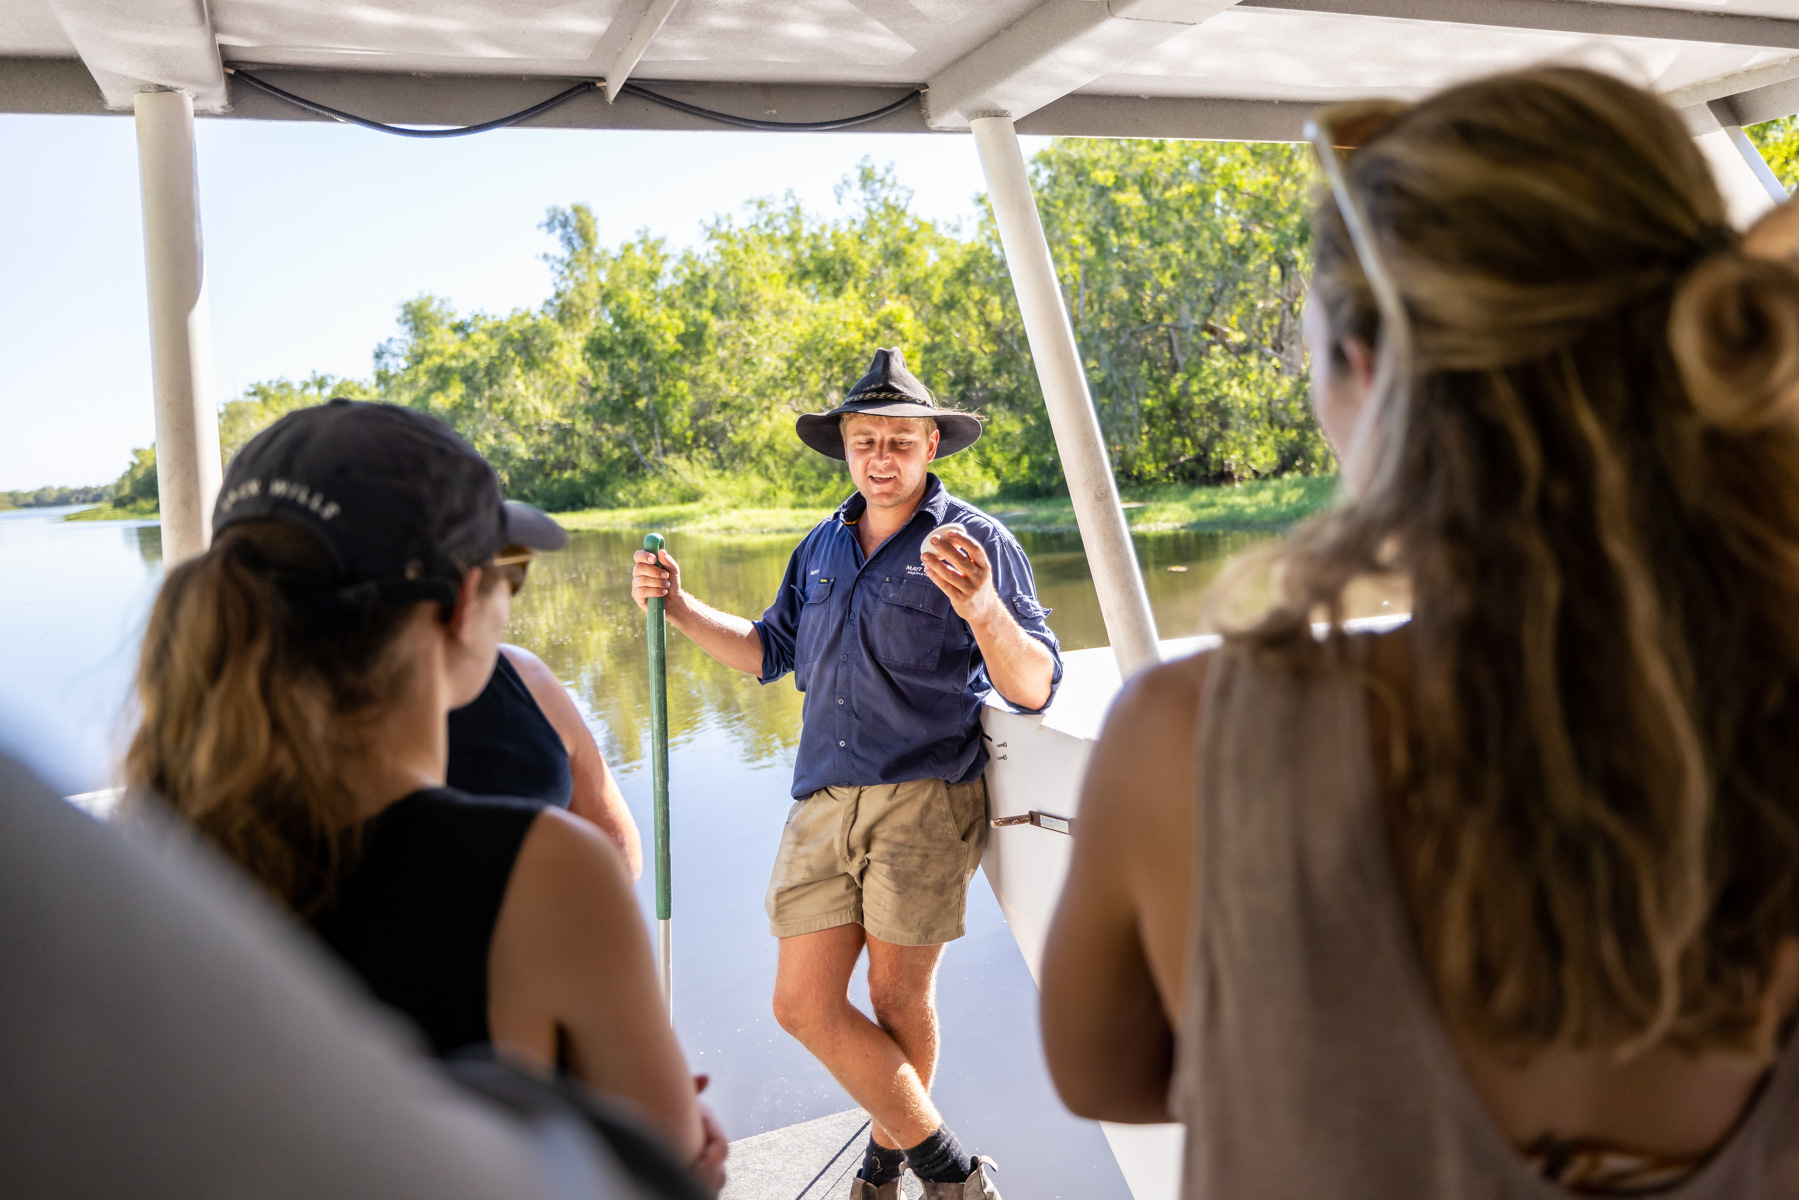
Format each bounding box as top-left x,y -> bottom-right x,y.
1172,643 -> 1799,1199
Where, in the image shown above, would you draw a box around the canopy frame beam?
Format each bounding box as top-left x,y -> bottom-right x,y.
1243,0 -> 1799,50
600,0 -> 684,102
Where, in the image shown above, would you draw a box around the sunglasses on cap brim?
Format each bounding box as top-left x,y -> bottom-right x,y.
490,548 -> 536,595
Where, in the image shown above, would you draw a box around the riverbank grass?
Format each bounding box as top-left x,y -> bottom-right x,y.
556,474 -> 1338,536
61,476 -> 1339,536
63,499 -> 158,522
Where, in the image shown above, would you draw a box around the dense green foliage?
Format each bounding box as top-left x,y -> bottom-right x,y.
88,139 -> 1329,512
1748,117 -> 1799,191
113,447 -> 160,508
70,375 -> 369,520
1004,139 -> 1322,488
1,482 -> 111,509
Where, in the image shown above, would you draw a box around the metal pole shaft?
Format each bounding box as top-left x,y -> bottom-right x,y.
644,533 -> 673,1017
134,91 -> 222,566
1694,125 -> 1784,228
969,115 -> 1161,680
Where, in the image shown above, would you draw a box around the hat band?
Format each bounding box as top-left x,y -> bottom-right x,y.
845,390 -> 934,405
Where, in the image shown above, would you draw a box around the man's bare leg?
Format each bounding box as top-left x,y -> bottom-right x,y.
863,932 -> 945,1149
771,925 -> 947,1149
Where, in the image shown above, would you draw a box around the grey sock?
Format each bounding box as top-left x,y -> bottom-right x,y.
904,1125 -> 971,1185
860,1139 -> 907,1186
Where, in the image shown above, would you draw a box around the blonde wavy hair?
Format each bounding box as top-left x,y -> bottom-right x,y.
126,522 -> 492,915
1253,67 -> 1799,1058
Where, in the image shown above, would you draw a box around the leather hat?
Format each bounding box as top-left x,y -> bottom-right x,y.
795,348 -> 983,460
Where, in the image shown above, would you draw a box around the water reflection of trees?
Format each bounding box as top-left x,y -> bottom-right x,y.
127,520 -> 1397,774
131,523 -> 162,569
505,531 -> 807,771
1018,529 -> 1267,647
506,528 -> 1278,772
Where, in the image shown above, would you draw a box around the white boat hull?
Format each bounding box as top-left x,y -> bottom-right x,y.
979,638 -> 1218,1200
981,620 -> 1409,1200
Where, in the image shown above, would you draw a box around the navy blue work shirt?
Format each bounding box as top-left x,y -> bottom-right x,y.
755,474 -> 1063,799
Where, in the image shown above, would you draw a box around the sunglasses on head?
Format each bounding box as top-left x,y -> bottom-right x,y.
1310,99 -> 1407,155
1304,100 -> 1410,321
1304,99 -> 1418,487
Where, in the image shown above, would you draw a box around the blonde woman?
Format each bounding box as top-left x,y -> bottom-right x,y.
127,400 -> 724,1193
1042,69 -> 1799,1196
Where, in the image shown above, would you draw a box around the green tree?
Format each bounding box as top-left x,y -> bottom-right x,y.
95,140 -> 1331,512
114,446 -> 160,506
218,373 -> 372,461
1748,116 -> 1799,192
963,139 -> 1325,490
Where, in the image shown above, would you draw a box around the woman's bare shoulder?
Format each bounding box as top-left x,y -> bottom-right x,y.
506,808 -> 635,935
1096,649 -> 1211,767
1113,643 -> 1209,722
498,644 -> 589,751
1081,648 -> 1214,851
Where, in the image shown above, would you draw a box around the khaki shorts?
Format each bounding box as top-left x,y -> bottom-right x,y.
765,777 -> 989,946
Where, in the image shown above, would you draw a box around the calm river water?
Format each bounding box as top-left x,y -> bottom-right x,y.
0,504 -> 1274,1199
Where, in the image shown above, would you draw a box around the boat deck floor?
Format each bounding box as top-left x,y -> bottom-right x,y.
721,1108 -> 923,1200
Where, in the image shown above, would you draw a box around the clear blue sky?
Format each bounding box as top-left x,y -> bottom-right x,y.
0,113 -> 1046,492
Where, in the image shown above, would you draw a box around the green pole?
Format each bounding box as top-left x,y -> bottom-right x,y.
644,532 -> 673,1016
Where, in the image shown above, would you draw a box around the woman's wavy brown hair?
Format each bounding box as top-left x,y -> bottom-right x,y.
1254,66 -> 1799,1058
125,521 -> 425,915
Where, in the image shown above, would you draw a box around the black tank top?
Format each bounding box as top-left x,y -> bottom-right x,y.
446,652 -> 574,808
312,788 -> 544,1057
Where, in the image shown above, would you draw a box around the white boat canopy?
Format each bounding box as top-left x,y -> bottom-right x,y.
4,0 -> 1799,675
5,1 -> 1799,139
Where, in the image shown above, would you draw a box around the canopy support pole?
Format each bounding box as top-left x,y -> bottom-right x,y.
1690,101 -> 1788,228
134,90 -> 221,565
969,115 -> 1161,680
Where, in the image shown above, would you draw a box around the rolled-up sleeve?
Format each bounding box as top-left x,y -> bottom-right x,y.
983,530 -> 1064,714
754,545 -> 806,685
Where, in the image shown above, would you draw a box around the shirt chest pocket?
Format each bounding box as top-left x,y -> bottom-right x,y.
794,578 -> 835,666
871,577 -> 952,673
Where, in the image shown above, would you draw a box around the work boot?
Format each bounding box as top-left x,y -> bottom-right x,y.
919,1156 -> 1001,1200
850,1172 -> 904,1200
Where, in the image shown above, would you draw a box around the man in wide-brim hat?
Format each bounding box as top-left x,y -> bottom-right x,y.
631,347 -> 1060,1200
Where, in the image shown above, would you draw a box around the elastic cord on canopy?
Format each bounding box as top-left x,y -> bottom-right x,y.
1304,114 -> 1417,486
229,68 -> 922,137
615,82 -> 921,132
229,69 -> 600,138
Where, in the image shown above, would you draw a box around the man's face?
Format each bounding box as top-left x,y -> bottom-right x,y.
842,415 -> 939,511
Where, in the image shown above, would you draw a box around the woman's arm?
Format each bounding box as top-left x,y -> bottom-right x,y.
1039,655 -> 1206,1123
487,809 -> 705,1163
501,645 -> 644,878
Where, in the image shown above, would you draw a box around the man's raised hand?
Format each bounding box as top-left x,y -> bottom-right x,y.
631,547 -> 685,614
920,525 -> 999,624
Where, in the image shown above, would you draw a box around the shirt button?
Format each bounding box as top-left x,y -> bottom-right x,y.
842,653 -> 848,661
838,740 -> 846,747
837,698 -> 844,705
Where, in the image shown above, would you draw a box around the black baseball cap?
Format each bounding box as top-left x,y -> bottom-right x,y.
213,399 -> 566,609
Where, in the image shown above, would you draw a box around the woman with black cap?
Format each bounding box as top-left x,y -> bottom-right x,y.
126,400 -> 724,1192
